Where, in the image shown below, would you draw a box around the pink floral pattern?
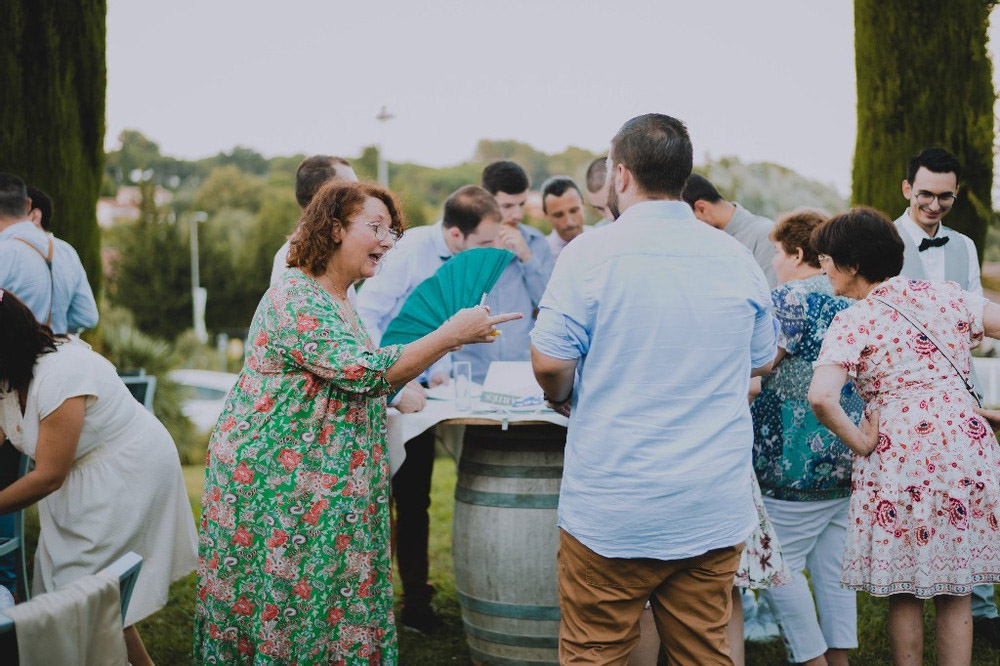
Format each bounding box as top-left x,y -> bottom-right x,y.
816,277 -> 1000,597
193,269 -> 403,664
734,473 -> 789,589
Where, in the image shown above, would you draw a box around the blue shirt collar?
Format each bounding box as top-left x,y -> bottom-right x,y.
615,199 -> 696,223
0,220 -> 40,241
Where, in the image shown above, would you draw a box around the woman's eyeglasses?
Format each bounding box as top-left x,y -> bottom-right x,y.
365,221 -> 400,243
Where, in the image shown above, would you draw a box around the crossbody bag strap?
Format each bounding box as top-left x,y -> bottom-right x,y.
870,295 -> 980,408
10,236 -> 54,326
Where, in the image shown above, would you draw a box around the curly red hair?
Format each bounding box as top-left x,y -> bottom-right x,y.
287,181 -> 406,275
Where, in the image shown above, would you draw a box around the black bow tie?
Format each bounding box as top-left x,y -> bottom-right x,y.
918,236 -> 949,252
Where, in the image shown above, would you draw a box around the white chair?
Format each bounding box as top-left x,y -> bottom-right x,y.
0,551 -> 143,661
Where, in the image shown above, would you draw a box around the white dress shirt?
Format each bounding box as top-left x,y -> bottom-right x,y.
897,210 -> 982,296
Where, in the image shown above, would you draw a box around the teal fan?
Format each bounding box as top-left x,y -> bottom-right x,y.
380,247 -> 516,347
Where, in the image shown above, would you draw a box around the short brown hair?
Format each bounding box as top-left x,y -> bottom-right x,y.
770,208 -> 829,268
287,181 -> 405,275
443,185 -> 500,235
609,114 -> 692,198
295,155 -> 351,208
811,206 -> 904,283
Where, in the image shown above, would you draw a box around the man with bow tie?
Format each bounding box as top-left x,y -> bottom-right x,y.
894,148 -> 982,296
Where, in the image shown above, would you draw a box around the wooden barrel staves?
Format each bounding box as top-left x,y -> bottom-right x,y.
453,424 -> 566,666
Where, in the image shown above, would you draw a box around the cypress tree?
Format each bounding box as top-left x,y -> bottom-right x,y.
0,1 -> 107,290
852,0 -> 995,258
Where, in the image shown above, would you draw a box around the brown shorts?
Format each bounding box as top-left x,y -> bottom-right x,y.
557,529 -> 743,665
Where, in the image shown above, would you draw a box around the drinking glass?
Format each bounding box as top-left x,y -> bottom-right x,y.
454,361 -> 473,411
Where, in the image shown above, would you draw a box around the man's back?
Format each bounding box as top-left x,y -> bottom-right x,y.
0,221 -> 54,326
727,203 -> 777,287
49,235 -> 99,334
531,200 -> 776,559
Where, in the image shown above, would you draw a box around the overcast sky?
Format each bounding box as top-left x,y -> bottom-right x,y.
106,1 -> 1000,196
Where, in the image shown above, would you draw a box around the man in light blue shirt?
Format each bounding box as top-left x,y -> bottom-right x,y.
355,184 -> 501,634
26,186 -> 99,334
453,161 -> 554,382
0,174 -> 55,328
531,114 -> 777,664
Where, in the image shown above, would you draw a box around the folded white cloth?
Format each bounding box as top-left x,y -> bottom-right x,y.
4,569 -> 127,666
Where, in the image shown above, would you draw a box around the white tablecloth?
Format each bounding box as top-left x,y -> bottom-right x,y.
386,398 -> 568,476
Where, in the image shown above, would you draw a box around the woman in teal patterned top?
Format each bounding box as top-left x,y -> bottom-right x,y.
752,209 -> 863,666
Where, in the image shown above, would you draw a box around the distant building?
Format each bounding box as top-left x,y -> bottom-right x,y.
96,186 -> 173,227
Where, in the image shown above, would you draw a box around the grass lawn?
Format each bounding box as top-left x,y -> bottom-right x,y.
135,458 -> 1000,665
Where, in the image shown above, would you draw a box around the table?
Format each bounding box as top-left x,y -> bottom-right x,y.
387,401 -> 568,666
386,397 -> 568,476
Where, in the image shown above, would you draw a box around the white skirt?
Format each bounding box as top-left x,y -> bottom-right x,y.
32,424 -> 198,626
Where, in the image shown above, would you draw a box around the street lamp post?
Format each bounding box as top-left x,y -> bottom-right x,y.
376,105 -> 394,186
190,211 -> 209,343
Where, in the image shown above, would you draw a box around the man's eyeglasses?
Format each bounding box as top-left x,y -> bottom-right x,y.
365,221 -> 400,243
817,254 -> 831,265
914,191 -> 957,208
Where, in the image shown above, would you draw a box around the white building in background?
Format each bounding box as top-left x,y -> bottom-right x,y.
96,186 -> 173,228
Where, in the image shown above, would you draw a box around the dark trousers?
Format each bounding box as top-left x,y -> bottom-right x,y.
391,430 -> 436,608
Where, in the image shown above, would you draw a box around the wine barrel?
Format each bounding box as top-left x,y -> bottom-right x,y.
452,424 -> 566,666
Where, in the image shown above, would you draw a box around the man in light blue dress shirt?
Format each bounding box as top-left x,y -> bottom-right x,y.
355,185 -> 502,634
25,186 -> 99,335
453,161 -> 554,382
531,114 -> 777,664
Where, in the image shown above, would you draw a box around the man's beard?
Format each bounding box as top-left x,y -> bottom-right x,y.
607,172 -> 621,220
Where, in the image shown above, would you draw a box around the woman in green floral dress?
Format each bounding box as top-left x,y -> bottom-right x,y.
193,181 -> 520,665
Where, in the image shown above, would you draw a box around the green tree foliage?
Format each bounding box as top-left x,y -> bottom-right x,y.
107,182 -> 192,339
0,0 -> 106,290
852,0 -> 995,256
102,137 -> 850,343
192,165 -> 264,214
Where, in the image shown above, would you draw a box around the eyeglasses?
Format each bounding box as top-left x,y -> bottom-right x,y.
817,254 -> 831,265
914,191 -> 956,207
365,221 -> 400,243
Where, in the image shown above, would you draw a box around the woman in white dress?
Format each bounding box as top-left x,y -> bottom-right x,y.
0,289 -> 197,666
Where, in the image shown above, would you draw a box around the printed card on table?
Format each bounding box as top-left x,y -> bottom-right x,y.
479,361 -> 545,408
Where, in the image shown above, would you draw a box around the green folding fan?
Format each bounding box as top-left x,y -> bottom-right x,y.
380,247 -> 516,347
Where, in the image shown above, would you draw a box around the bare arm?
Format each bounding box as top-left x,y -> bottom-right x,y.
385,308 -> 523,389
808,365 -> 879,456
0,397 -> 84,514
531,346 -> 577,416
982,302 -> 1000,339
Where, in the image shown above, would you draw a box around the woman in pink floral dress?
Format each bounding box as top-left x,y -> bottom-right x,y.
193,181 -> 520,665
809,207 -> 1000,665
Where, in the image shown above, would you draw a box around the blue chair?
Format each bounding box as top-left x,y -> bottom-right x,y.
119,372 -> 157,412
0,454 -> 31,603
0,551 -> 144,657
